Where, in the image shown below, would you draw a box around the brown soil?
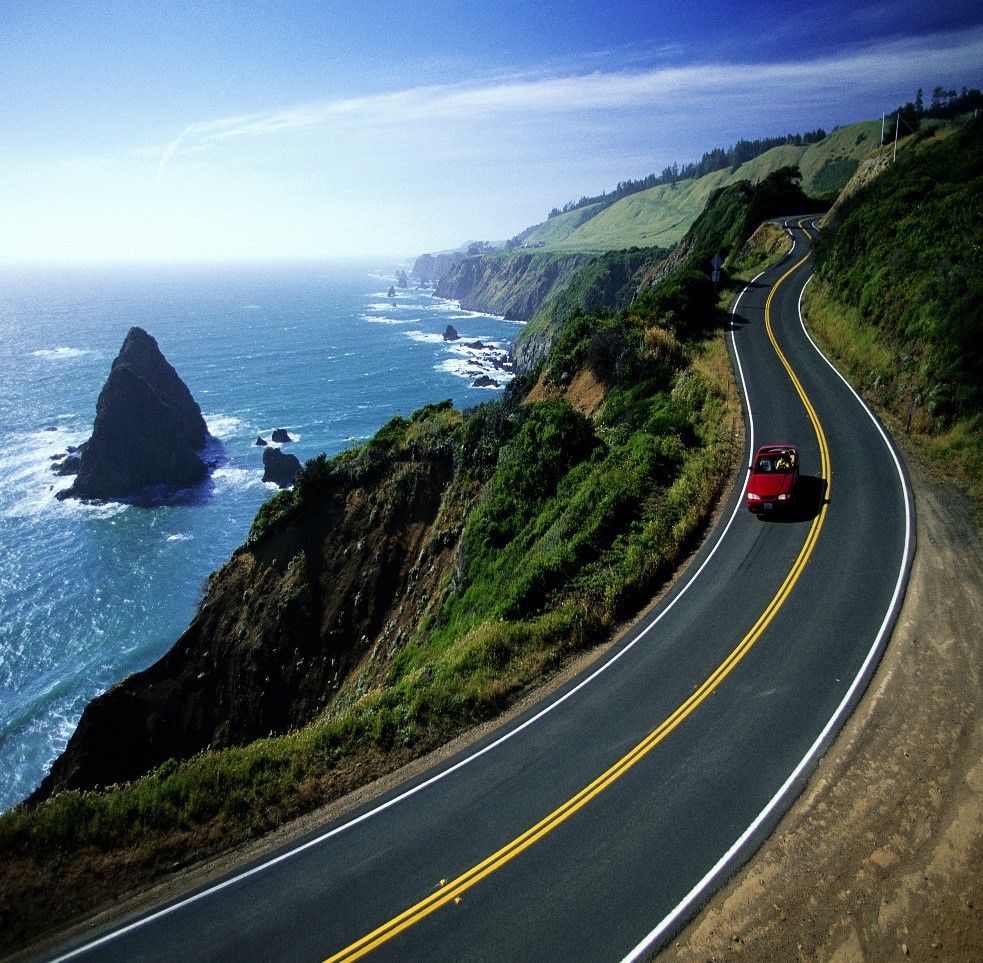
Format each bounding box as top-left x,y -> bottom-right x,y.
659,462 -> 983,962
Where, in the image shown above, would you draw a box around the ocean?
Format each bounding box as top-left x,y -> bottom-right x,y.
0,260 -> 518,812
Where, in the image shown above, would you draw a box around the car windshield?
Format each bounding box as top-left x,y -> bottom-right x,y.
756,454 -> 792,473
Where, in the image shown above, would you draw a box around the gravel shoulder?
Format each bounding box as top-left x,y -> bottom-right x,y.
660,461 -> 983,962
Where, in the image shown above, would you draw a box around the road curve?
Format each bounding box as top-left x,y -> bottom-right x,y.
48,221 -> 915,963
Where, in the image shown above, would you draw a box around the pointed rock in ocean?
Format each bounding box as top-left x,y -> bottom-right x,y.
57,327 -> 210,502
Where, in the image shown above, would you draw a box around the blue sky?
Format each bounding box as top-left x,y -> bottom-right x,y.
2,1 -> 981,263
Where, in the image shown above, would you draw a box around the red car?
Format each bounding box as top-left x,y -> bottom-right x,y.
746,444 -> 799,513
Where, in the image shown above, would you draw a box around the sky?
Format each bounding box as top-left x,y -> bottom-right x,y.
2,1 -> 981,263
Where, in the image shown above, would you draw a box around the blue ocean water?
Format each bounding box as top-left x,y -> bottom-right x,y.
0,261 -> 518,811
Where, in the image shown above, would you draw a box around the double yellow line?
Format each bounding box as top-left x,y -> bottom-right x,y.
326,237 -> 830,963
765,237 -> 832,494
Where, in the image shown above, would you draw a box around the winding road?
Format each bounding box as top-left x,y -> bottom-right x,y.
48,221 -> 915,963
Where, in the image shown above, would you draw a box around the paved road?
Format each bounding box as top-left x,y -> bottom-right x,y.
49,221 -> 915,963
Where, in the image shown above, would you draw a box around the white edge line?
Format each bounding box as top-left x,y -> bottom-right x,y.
619,238 -> 916,963
50,273 -> 768,962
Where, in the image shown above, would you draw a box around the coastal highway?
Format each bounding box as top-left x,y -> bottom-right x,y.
48,221 -> 915,963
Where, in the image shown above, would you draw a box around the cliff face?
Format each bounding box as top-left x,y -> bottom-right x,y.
435,251 -> 594,322
510,246 -> 671,374
34,448 -> 464,798
411,251 -> 464,284
58,327 -> 210,502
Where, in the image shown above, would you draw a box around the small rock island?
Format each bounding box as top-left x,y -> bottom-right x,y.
56,327 -> 211,502
262,446 -> 302,488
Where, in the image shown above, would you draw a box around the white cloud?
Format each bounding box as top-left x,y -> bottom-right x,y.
154,22 -> 983,180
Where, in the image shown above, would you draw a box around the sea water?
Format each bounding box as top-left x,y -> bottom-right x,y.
0,260 -> 519,811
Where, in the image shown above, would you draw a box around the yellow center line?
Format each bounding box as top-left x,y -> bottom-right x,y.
325,232 -> 830,963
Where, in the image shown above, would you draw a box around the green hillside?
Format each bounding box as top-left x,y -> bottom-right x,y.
519,120 -> 883,252
809,116 -> 983,513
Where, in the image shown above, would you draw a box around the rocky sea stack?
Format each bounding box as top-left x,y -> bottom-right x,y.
56,327 -> 211,502
262,446 -> 302,488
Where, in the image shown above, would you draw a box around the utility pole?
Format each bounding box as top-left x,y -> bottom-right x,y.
892,111 -> 918,161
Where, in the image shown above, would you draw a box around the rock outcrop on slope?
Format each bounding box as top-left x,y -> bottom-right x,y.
56,327 -> 211,502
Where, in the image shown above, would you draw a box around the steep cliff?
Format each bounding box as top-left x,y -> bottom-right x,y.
57,327 -> 210,502
510,246 -> 670,373
34,438 -> 464,798
434,250 -> 595,321
411,251 -> 464,283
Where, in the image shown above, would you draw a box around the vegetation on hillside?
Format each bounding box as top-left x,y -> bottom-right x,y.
535,128 -> 829,224
810,115 -> 983,512
683,166 -> 823,274
513,120 -> 880,252
532,246 -> 668,325
509,164 -> 821,378
0,187 -> 743,951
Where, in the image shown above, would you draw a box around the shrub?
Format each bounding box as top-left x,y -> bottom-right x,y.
632,270 -> 717,338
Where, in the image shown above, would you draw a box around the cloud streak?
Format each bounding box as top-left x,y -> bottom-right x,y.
155,24 -> 983,182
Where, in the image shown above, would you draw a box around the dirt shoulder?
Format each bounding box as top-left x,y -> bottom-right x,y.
660,462 -> 983,962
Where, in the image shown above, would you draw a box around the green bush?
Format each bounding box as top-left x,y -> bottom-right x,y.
632,270 -> 717,338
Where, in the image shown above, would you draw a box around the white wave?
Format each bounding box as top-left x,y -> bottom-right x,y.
444,337 -> 509,353
5,481 -> 127,521
203,413 -> 246,439
361,314 -> 420,325
436,356 -> 512,384
31,346 -> 96,360
404,330 -> 446,345
428,300 -> 509,322
1,428 -> 88,518
211,465 -> 265,493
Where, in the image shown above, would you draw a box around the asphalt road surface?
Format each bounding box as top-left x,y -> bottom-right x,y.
48,221 -> 915,963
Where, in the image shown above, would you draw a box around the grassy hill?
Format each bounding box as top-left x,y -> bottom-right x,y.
518,120 -> 883,251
